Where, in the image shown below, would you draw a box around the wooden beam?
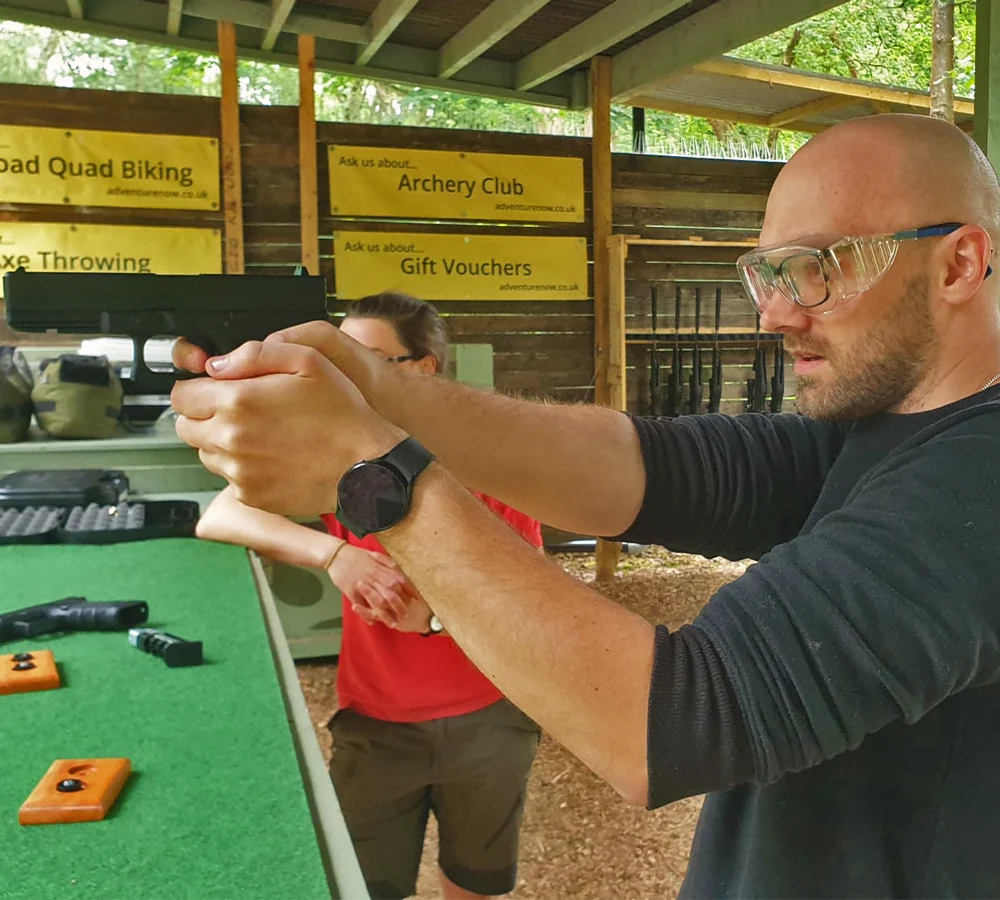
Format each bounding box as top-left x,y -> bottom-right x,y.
596,231 -> 628,582
612,0 -> 847,101
628,95 -> 827,134
439,0 -> 551,79
615,188 -> 769,212
625,238 -> 759,248
65,0 -> 84,20
261,0 -> 298,51
516,0 -> 688,91
590,55 -> 619,582
185,0 -> 367,43
356,0 -> 420,66
766,94 -> 854,127
166,0 -> 183,35
298,33 -> 319,276
218,20 -> 245,275
592,57 -> 613,412
606,233 -> 627,410
629,96 -> 772,128
696,58 -> 977,117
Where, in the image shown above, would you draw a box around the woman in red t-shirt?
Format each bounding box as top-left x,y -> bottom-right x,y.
195,293 -> 542,900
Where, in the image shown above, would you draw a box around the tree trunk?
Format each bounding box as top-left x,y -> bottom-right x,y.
930,0 -> 954,123
707,119 -> 732,142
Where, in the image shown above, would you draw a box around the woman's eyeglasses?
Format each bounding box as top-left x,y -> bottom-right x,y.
384,355 -> 417,364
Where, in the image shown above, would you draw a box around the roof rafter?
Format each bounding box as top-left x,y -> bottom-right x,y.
697,57 -> 976,116
166,0 -> 183,35
260,0 -> 297,51
356,0 -> 420,66
515,0 -> 688,91
439,0 -> 552,79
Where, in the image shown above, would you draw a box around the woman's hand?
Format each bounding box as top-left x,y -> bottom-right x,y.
327,545 -> 415,622
330,548 -> 435,634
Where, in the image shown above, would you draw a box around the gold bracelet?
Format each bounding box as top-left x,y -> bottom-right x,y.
322,540 -> 347,571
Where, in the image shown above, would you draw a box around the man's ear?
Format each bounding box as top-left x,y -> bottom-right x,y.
939,225 -> 994,306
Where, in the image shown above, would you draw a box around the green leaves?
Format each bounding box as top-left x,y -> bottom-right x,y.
737,0 -> 976,97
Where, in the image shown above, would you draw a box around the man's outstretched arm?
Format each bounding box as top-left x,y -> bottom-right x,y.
175,325 -> 647,537
382,462 -> 657,805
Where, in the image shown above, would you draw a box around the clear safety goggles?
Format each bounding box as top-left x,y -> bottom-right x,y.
736,222 -> 992,316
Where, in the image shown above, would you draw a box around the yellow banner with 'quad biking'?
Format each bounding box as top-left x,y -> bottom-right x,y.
0,125 -> 220,210
334,231 -> 588,301
328,145 -> 584,223
0,222 -> 221,298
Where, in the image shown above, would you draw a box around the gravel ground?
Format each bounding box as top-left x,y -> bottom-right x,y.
296,547 -> 748,900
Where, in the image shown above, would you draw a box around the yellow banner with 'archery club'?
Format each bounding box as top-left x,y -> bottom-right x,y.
0,222 -> 222,298
334,231 -> 588,301
0,124 -> 220,210
328,145 -> 584,223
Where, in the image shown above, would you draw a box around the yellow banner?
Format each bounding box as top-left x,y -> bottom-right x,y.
0,222 -> 221,298
334,231 -> 588,301
0,124 -> 220,210
328,145 -> 584,223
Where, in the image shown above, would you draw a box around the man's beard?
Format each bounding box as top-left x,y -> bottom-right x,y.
792,277 -> 936,421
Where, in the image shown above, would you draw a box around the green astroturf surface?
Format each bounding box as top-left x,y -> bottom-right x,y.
0,539 -> 331,900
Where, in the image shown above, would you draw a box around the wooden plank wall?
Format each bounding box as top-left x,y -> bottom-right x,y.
0,82 -> 794,413
613,155 -> 796,416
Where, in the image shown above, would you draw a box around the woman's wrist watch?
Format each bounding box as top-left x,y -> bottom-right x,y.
422,614 -> 444,637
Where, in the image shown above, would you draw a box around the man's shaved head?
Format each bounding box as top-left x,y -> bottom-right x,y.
758,114 -> 1000,420
762,114 -> 1000,247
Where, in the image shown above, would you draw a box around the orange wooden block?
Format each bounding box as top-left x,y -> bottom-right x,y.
19,759 -> 131,825
0,650 -> 60,695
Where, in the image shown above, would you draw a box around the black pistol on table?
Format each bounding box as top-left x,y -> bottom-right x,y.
2,266 -> 330,394
0,597 -> 149,644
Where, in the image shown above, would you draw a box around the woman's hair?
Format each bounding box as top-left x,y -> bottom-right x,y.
345,292 -> 449,373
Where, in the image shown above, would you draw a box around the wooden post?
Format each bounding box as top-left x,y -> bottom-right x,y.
218,20 -> 245,274
607,234 -> 627,410
976,0 -> 1000,174
590,55 -> 620,582
591,55 -> 613,408
298,34 -> 320,274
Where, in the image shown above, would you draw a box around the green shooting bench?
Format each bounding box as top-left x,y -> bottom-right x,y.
0,540 -> 367,900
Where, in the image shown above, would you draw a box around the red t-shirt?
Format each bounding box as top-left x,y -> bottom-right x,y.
321,494 -> 542,723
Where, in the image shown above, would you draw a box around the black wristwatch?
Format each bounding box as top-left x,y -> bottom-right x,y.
335,436 -> 434,538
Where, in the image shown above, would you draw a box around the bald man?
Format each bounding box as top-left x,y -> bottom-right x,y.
172,114 -> 1000,897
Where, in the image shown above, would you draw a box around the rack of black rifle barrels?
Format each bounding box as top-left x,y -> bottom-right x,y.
635,283 -> 785,417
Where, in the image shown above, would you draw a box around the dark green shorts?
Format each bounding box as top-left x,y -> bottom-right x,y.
328,699 -> 540,899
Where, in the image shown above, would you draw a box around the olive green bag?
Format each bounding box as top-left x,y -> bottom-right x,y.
32,354 -> 123,440
0,346 -> 34,443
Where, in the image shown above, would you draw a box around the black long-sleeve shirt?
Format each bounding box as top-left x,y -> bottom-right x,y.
615,387 -> 1000,898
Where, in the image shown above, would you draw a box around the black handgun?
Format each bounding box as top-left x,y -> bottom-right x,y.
0,597 -> 149,644
2,266 -> 330,394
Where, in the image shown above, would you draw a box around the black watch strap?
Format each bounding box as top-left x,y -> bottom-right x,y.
383,436 -> 434,482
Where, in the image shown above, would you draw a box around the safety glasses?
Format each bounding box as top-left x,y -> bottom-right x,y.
737,222 -> 992,316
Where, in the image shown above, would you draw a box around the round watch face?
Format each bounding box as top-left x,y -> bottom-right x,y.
338,462 -> 408,535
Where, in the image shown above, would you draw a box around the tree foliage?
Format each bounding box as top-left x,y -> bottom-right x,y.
739,0 -> 976,97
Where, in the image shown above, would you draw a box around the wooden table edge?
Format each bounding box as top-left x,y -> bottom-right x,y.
250,550 -> 369,900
